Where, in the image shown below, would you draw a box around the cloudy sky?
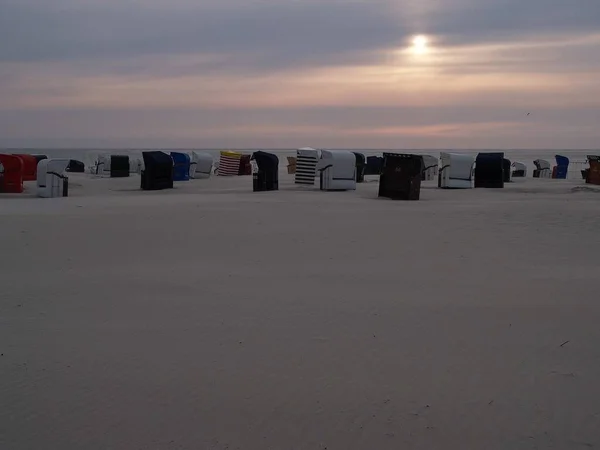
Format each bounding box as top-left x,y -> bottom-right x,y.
1,0 -> 599,148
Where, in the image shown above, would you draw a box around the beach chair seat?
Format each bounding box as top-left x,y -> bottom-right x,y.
251,151 -> 279,191
379,153 -> 424,200
317,150 -> 356,191
438,153 -> 475,189
37,159 -> 69,198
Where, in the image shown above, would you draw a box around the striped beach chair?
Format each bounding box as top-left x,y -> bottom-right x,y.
218,151 -> 242,176
294,148 -> 320,185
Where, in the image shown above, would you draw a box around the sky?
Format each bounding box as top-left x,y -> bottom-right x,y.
1,0 -> 599,148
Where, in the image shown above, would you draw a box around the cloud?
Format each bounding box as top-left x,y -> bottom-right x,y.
2,0 -> 599,70
0,0 -> 599,147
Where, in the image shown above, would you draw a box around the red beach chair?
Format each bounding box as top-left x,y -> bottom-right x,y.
13,154 -> 38,181
0,154 -> 24,193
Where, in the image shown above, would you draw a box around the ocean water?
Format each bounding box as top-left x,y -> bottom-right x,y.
2,148 -> 593,179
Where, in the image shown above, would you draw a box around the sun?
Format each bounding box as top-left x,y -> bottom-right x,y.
411,35 -> 429,54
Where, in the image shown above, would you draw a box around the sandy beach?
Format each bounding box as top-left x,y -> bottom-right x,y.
1,166 -> 600,449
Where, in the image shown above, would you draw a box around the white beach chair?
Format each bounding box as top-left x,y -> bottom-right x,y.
37,159 -> 70,198
95,154 -> 111,176
129,156 -> 144,174
439,152 -> 475,189
295,147 -> 320,185
422,155 -> 439,181
533,159 -> 552,178
511,162 -> 527,178
317,150 -> 357,191
190,152 -> 213,179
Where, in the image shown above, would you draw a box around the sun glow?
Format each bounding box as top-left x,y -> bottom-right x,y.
411,35 -> 429,55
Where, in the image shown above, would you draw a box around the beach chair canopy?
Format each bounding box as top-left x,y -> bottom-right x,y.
296,147 -> 320,156
512,162 -> 526,171
144,151 -> 172,171
555,155 -> 570,167
318,150 -> 355,178
297,148 -> 319,158
475,152 -> 505,188
170,152 -> 190,164
422,155 -> 438,170
441,152 -> 475,180
33,155 -> 48,165
353,152 -> 366,165
534,159 -> 551,170
66,160 -> 85,173
252,151 -> 279,172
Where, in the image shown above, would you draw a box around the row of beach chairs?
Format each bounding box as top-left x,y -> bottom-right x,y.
2,151 -> 599,198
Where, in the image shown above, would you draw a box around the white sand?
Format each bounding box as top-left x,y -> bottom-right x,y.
1,169 -> 600,449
